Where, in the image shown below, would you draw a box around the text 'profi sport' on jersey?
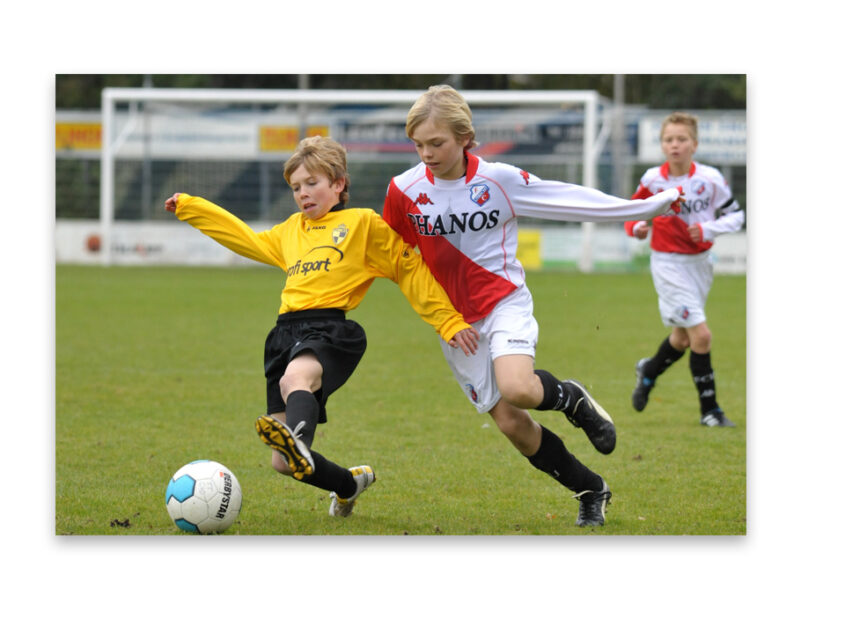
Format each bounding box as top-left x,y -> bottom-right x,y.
173,195 -> 469,343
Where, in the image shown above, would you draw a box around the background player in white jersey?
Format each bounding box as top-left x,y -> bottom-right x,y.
383,85 -> 683,526
624,112 -> 745,427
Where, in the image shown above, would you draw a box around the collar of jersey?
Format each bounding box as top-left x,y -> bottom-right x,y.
660,161 -> 696,179
302,201 -> 345,223
425,152 -> 479,184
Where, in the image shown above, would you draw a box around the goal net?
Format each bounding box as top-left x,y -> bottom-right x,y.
97,87 -> 604,268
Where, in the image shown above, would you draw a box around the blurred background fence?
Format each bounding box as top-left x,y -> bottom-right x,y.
55,74 -> 746,272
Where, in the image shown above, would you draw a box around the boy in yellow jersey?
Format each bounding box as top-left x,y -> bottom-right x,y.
165,136 -> 478,518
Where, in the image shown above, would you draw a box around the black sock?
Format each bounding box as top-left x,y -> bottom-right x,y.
301,452 -> 357,497
283,390 -> 319,448
689,351 -> 718,414
643,337 -> 686,381
534,369 -> 583,417
535,369 -> 566,411
282,390 -> 356,497
527,425 -> 603,492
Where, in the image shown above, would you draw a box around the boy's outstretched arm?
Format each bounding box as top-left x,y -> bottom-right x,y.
164,192 -> 284,268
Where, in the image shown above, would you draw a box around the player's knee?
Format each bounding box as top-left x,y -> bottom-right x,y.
492,408 -> 531,439
690,326 -> 712,352
279,370 -> 321,399
278,374 -> 308,400
278,374 -> 294,397
670,330 -> 690,350
497,378 -> 536,409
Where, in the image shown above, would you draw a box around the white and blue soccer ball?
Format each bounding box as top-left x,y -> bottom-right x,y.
165,460 -> 242,534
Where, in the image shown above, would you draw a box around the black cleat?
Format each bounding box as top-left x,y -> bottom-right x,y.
700,409 -> 736,428
562,380 -> 616,454
573,479 -> 612,527
632,357 -> 654,412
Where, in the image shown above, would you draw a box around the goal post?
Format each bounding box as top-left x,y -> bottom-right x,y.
99,87 -> 604,268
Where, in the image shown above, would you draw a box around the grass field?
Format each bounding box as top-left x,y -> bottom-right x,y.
55,264 -> 746,536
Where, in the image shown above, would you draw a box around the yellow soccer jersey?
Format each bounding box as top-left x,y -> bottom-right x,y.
174,195 -> 470,342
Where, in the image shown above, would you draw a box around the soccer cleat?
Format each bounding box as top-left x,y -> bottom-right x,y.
329,465 -> 376,517
255,415 -> 315,480
632,357 -> 654,412
700,409 -> 736,428
561,380 -> 616,454
573,479 -> 612,527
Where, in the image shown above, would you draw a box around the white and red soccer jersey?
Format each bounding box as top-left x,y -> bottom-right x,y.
383,153 -> 681,323
624,161 -> 745,254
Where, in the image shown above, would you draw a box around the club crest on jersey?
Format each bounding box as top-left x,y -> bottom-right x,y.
470,184 -> 490,206
465,383 -> 479,403
332,224 -> 348,245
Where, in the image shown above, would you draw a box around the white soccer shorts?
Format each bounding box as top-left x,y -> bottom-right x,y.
439,285 -> 538,413
650,251 -> 714,328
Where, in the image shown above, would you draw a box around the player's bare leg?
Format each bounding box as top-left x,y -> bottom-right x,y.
488,397 -> 542,455
493,354 -> 544,411
279,352 -> 324,399
256,352 -> 372,508
259,352 -> 325,478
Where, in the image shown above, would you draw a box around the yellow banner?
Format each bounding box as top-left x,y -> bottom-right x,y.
56,122 -> 102,150
517,229 -> 542,271
259,126 -> 329,151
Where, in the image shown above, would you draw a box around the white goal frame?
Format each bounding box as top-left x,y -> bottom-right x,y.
100,87 -> 606,269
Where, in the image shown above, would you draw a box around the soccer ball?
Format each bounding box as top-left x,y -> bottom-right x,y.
165,460 -> 243,534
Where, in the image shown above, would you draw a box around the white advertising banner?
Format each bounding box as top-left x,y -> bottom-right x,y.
638,113 -> 746,165
56,219 -> 273,266
56,220 -> 746,273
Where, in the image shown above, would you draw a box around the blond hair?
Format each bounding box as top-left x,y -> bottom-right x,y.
406,85 -> 477,149
660,112 -> 699,143
283,136 -> 350,206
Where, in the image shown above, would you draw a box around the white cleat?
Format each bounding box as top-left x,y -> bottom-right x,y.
329,465 -> 376,517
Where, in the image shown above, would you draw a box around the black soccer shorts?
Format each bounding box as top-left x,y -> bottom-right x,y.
263,309 -> 367,422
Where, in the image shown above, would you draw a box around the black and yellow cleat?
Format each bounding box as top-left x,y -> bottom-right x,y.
255,415 -> 315,480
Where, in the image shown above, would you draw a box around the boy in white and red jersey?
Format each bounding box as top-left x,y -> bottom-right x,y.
383,85 -> 682,526
624,112 -> 745,428
166,136 -> 478,518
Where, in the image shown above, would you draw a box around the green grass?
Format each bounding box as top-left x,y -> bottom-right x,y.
55,265 -> 745,535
